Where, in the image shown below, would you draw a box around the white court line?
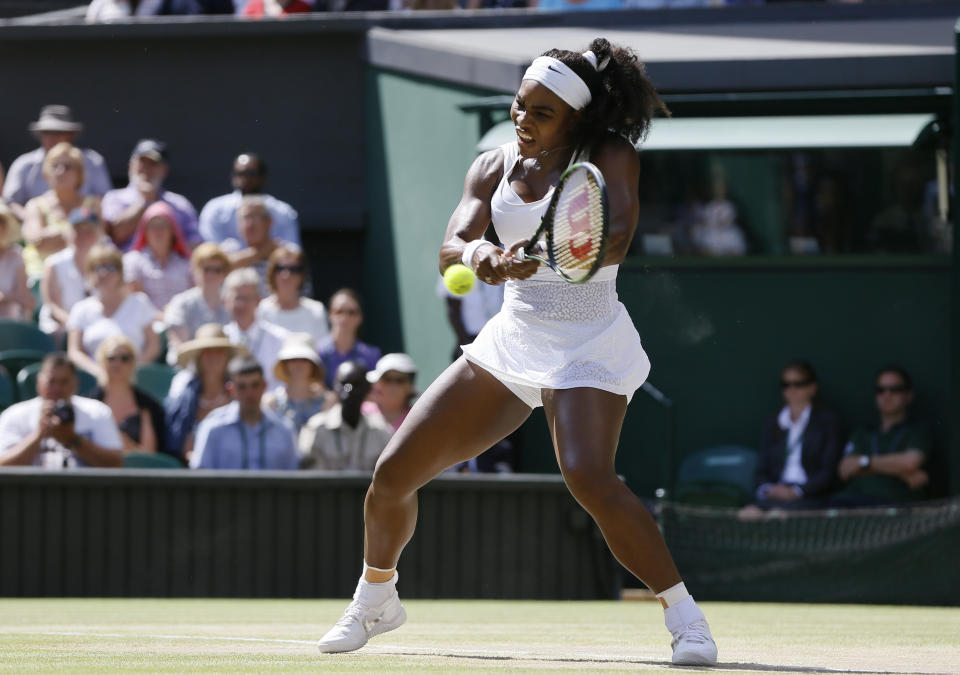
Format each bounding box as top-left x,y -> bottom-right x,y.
24,631 -> 648,662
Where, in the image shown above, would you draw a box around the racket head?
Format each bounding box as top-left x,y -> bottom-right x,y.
540,162 -> 610,284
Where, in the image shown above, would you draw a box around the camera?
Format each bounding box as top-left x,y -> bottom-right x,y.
52,399 -> 75,425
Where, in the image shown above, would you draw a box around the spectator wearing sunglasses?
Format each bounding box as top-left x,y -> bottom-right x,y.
831,366 -> 931,507
66,244 -> 159,380
90,334 -> 167,456
198,153 -> 300,249
747,361 -> 844,511
256,246 -> 329,344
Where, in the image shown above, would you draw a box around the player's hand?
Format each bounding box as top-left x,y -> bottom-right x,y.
502,240 -> 540,281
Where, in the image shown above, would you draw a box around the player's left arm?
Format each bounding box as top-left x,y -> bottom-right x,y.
590,136 -> 640,267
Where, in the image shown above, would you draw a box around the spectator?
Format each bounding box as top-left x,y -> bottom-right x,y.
221,196 -> 286,293
243,0 -> 315,16
747,361 -> 844,511
436,274 -> 503,361
190,355 -> 299,470
264,332 -> 336,433
165,323 -> 248,461
0,203 -> 35,320
533,0 -> 622,10
222,267 -> 288,389
318,288 -> 381,388
162,243 -> 231,365
66,244 -> 159,379
362,353 -> 417,432
831,366 -> 931,507
299,360 -> 393,470
39,206 -> 104,336
21,142 -> 101,278
2,105 -> 111,208
90,335 -> 166,456
101,139 -> 200,251
690,168 -> 747,257
198,153 -> 300,248
123,201 -> 193,311
256,245 -> 329,342
0,353 -> 122,468
86,0 -> 162,21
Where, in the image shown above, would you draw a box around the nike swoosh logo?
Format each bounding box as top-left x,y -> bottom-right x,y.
547,65 -> 562,73
362,616 -> 381,632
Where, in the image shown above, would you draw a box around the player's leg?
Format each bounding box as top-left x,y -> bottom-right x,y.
364,357 -> 533,570
317,357 -> 532,654
542,386 -> 718,666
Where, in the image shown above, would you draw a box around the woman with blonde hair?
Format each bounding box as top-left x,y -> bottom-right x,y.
66,244 -> 159,379
22,142 -> 99,277
90,334 -> 166,455
163,242 -> 231,365
0,203 -> 35,319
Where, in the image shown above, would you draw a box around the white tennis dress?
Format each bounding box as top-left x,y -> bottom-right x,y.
461,142 -> 651,408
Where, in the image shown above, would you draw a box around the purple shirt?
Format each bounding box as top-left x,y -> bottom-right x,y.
101,184 -> 200,251
318,340 -> 382,388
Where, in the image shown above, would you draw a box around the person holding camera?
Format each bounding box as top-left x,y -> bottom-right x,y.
0,353 -> 123,468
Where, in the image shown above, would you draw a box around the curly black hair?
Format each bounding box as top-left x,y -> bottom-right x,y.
543,37 -> 668,151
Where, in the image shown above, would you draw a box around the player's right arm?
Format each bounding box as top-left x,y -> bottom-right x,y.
438,150 -> 538,284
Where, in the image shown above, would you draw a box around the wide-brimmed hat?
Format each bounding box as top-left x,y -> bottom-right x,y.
29,105 -> 83,134
273,332 -> 325,384
366,353 -> 417,384
176,323 -> 249,368
0,203 -> 21,246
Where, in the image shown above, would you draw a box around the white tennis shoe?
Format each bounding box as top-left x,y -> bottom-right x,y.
317,590 -> 406,653
670,618 -> 718,666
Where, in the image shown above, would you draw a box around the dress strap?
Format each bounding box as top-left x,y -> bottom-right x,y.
500,141 -> 519,175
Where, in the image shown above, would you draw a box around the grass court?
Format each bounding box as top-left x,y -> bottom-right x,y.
0,598 -> 957,673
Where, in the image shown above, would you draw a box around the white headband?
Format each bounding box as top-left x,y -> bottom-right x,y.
522,54 -> 594,111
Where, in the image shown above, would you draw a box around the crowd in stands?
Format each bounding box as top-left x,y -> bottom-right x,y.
739,361 -> 934,513
0,104 -> 433,475
83,0 -> 865,20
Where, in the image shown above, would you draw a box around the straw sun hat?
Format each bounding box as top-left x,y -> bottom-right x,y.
176,323 -> 249,368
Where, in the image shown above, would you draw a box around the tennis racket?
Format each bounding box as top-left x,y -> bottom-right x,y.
516,161 -> 609,284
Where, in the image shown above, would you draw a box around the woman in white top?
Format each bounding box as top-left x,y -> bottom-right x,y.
317,39 -> 717,666
66,244 -> 159,381
0,203 -> 34,320
256,245 -> 330,343
39,205 -> 104,335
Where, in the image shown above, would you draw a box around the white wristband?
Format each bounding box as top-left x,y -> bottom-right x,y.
461,239 -> 496,268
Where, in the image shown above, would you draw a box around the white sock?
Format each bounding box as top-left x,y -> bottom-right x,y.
355,562 -> 398,605
656,581 -> 690,608
663,596 -> 704,634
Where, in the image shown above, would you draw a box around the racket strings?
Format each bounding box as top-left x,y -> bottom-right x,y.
548,174 -> 605,277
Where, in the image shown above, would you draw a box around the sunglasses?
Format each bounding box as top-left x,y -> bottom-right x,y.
233,169 -> 262,178
92,263 -> 120,275
875,385 -> 909,394
380,374 -> 411,385
781,379 -> 812,389
106,353 -> 134,364
274,264 -> 304,275
333,308 -> 361,316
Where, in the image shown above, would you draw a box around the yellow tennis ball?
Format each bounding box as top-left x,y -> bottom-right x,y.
443,263 -> 476,296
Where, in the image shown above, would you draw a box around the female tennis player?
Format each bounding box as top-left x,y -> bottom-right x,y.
317,37 -> 718,666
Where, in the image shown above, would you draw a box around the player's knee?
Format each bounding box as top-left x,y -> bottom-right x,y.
558,456 -> 617,507
370,445 -> 416,502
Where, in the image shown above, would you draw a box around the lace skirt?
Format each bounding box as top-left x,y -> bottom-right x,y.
461,270 -> 650,399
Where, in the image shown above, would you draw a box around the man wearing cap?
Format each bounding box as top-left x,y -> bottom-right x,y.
299,360 -> 393,471
199,153 -> 300,248
101,139 -> 200,251
2,105 -> 112,209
